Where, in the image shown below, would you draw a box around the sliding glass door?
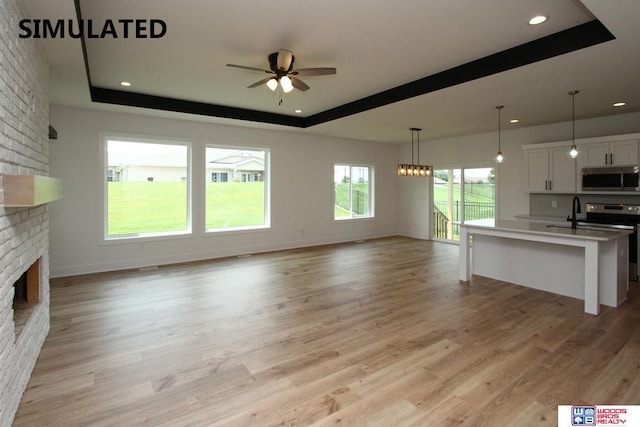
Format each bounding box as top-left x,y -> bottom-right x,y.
433,167 -> 495,241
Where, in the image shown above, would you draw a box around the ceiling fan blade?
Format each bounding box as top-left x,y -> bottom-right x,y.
292,67 -> 337,76
277,49 -> 293,71
247,77 -> 274,88
290,76 -> 310,91
226,64 -> 273,74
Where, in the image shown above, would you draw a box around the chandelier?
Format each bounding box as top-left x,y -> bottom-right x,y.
397,128 -> 432,177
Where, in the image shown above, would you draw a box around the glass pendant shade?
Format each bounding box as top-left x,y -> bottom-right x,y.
280,76 -> 294,93
570,144 -> 578,158
266,78 -> 278,91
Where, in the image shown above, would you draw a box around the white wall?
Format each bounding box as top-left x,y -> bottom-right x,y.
406,111 -> 640,224
48,106 -> 399,277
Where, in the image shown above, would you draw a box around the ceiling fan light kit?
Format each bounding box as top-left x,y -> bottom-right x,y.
266,78 -> 278,91
280,76 -> 294,93
227,49 -> 337,99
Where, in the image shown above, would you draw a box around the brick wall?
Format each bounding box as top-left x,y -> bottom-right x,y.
0,0 -> 51,425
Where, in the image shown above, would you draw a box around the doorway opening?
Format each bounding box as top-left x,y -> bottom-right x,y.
433,167 -> 495,241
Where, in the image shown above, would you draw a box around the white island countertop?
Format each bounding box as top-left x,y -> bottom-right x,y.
460,219 -> 631,315
464,219 -> 632,242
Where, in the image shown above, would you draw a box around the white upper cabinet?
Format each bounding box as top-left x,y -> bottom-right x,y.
549,147 -> 577,192
579,140 -> 639,168
525,147 -> 576,193
523,133 -> 640,194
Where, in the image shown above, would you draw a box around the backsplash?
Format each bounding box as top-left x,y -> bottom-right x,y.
530,193 -> 640,219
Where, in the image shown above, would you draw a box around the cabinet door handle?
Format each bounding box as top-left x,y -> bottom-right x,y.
545,180 -> 548,190
549,180 -> 552,191
610,153 -> 614,165
605,153 -> 608,165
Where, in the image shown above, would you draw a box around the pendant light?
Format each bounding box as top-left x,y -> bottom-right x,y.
397,128 -> 432,177
569,90 -> 579,158
495,105 -> 504,163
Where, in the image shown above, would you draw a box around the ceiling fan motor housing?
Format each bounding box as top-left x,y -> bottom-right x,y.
269,50 -> 294,73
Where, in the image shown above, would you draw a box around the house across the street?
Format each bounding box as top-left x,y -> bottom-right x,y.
107,148 -> 264,183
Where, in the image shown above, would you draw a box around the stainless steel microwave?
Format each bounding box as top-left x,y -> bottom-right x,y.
581,166 -> 640,191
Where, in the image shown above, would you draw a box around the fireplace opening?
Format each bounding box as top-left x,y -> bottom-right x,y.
13,271 -> 28,307
12,258 -> 40,338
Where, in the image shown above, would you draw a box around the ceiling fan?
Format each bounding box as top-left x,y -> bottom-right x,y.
226,49 -> 336,93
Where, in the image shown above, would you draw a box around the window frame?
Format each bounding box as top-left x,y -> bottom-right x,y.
101,134 -> 193,242
333,163 -> 375,221
204,145 -> 271,233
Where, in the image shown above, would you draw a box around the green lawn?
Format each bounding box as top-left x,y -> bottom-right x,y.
432,183 -> 495,240
107,182 -> 265,236
432,184 -> 494,204
206,182 -> 264,228
334,183 -> 369,218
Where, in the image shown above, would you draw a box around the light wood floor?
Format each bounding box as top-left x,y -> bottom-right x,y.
13,237 -> 640,426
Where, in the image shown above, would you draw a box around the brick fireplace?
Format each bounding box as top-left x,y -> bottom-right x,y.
0,0 -> 52,425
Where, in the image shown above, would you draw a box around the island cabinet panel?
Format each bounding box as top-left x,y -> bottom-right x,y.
525,147 -> 576,193
459,220 -> 630,315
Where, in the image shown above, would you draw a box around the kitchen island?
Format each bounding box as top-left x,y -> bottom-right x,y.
459,219 -> 631,315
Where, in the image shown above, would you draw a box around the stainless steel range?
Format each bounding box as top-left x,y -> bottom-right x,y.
584,203 -> 640,280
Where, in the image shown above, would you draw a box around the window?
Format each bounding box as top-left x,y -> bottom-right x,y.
206,147 -> 269,231
334,164 -> 373,220
432,167 -> 495,241
105,139 -> 190,238
211,172 -> 228,183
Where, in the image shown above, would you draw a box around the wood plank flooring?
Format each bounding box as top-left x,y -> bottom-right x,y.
13,237 -> 640,426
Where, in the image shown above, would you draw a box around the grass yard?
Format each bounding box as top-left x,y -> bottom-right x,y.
107,182 -> 265,236
334,183 -> 369,218
432,182 -> 495,240
432,184 -> 494,205
206,182 -> 265,229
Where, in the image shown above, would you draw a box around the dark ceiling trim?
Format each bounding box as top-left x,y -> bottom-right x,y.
91,87 -> 306,127
77,0 -> 614,130
304,19 -> 614,127
74,0 -> 93,88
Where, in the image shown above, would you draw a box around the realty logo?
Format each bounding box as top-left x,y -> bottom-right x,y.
572,405 -> 596,426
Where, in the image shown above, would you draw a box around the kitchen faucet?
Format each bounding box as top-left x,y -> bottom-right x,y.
571,196 -> 582,229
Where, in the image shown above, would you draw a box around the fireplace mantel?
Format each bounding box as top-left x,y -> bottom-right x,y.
2,175 -> 63,207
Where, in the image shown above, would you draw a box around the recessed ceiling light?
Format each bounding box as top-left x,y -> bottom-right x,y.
528,15 -> 547,25
613,102 -> 626,107
120,81 -> 132,87
510,119 -> 519,123
294,109 -> 303,114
